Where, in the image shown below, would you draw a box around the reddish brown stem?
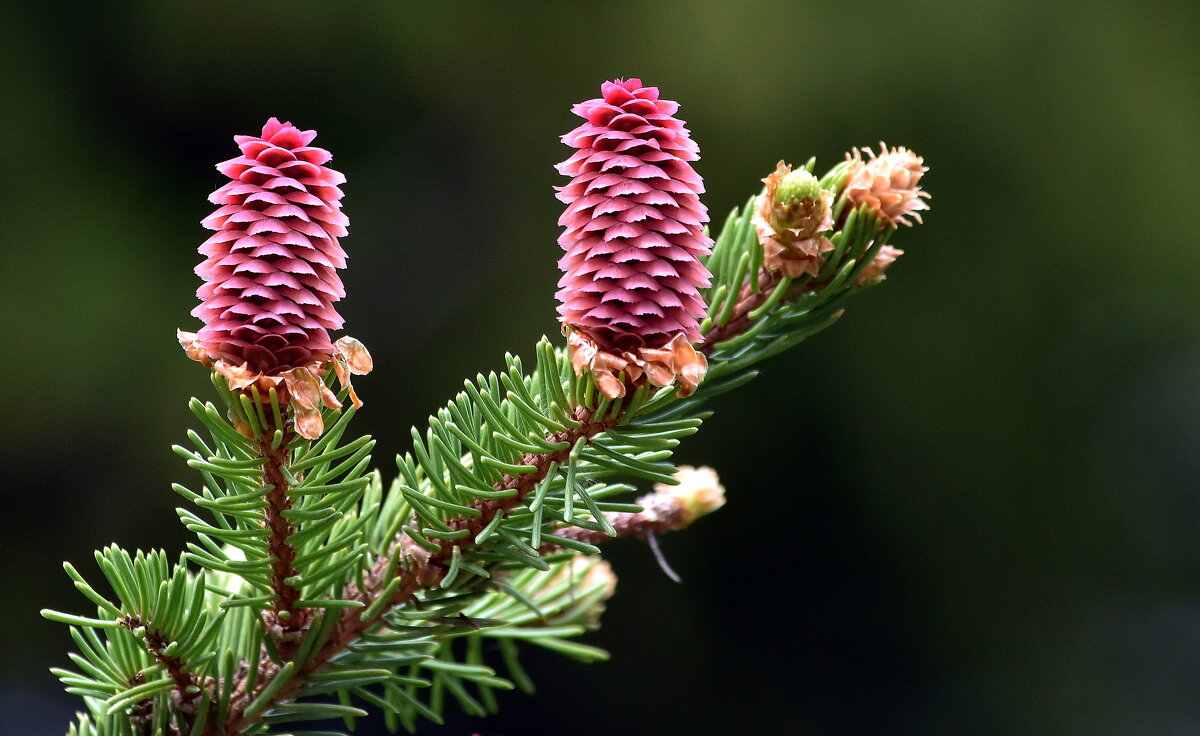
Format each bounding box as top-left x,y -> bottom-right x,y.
259,425 -> 308,647
123,615 -> 205,732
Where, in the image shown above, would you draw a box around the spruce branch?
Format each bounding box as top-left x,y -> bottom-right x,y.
47,84 -> 932,736
209,265 -> 860,732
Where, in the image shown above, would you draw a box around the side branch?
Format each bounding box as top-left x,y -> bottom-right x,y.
551,493 -> 686,548
438,408 -> 616,556
122,615 -> 205,713
547,468 -> 723,550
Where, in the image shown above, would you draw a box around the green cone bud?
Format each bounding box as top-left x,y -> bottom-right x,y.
775,169 -> 822,205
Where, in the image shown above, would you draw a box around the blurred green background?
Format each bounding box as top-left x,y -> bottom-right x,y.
3,1 -> 1198,734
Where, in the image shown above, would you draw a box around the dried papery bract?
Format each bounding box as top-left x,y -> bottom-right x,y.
567,329 -> 706,400
844,142 -> 930,227
754,161 -> 836,278
555,78 -> 712,398
180,118 -> 371,438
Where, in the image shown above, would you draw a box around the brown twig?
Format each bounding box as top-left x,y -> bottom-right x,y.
123,615 -> 206,734
258,425 -> 307,647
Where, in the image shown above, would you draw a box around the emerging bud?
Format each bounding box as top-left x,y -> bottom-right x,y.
853,244 -> 904,285
844,142 -> 929,227
654,465 -> 725,527
182,118 -> 370,439
754,161 -> 835,278
549,466 -> 725,557
774,168 -> 823,212
579,557 -> 619,600
555,78 -> 712,398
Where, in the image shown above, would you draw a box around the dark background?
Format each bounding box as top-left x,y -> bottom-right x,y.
3,2 -> 1198,735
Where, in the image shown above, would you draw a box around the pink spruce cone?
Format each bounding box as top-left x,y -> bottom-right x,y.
192,117 -> 348,375
555,79 -> 712,398
181,118 -> 371,439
